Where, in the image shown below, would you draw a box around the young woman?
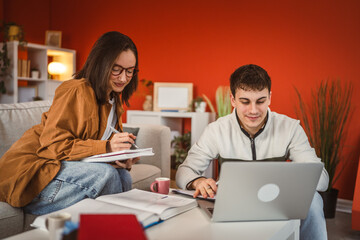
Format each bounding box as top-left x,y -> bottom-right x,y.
0,31 -> 140,215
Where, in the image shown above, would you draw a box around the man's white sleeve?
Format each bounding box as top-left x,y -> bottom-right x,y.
289,122 -> 329,192
176,125 -> 219,189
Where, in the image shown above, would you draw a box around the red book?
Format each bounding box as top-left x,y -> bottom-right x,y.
18,80 -> 28,87
78,214 -> 147,240
18,47 -> 28,60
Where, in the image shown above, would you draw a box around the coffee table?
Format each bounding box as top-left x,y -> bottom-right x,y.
5,207 -> 299,240
4,193 -> 300,240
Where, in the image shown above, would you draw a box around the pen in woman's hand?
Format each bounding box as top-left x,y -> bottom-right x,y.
109,126 -> 139,149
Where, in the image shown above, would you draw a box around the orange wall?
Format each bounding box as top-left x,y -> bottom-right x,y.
0,0 -> 3,20
3,0 -> 360,200
352,157 -> 360,230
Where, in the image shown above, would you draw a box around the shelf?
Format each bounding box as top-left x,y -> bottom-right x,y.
18,77 -> 47,82
127,110 -> 213,118
0,41 -> 76,104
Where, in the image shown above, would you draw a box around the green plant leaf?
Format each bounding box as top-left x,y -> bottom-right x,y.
171,131 -> 191,169
216,86 -> 232,118
294,79 -> 353,191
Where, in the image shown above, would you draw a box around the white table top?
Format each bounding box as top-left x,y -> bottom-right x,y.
146,206 -> 300,240
6,207 -> 299,240
5,191 -> 300,240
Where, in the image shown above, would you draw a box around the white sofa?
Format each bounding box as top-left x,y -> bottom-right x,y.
0,100 -> 171,238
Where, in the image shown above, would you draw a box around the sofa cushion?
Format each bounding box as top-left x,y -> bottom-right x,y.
130,164 -> 161,191
124,124 -> 171,178
0,100 -> 52,157
0,202 -> 24,238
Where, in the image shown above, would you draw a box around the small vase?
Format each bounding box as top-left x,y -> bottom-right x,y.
143,95 -> 153,111
195,101 -> 207,113
31,70 -> 40,79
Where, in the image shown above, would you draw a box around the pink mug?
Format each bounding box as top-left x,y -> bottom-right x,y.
150,177 -> 170,194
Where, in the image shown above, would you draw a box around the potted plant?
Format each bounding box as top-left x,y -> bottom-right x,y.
3,22 -> 25,42
191,96 -> 207,112
0,21 -> 26,94
171,131 -> 191,178
295,79 -> 353,218
0,42 -> 10,94
215,86 -> 232,118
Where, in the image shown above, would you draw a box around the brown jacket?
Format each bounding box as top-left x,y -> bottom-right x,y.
0,79 -> 124,207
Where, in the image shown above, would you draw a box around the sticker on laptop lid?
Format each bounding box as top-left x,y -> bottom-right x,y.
257,183 -> 280,202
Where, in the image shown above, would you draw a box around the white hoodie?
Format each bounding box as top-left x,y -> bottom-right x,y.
176,108 -> 329,192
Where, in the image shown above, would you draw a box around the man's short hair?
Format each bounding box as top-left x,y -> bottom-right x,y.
230,64 -> 271,96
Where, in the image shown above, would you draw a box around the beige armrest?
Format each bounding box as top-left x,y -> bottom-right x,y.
123,123 -> 171,178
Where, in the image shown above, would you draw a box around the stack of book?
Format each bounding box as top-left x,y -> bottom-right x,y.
17,47 -> 30,78
17,59 -> 31,78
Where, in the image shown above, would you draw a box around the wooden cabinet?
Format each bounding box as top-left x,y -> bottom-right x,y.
0,41 -> 76,103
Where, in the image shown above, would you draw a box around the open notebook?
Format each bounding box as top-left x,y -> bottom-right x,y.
31,189 -> 197,229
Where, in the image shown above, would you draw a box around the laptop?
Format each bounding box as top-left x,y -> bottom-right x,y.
200,161 -> 323,222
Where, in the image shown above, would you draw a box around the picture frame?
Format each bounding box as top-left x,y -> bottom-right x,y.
153,82 -> 193,112
45,30 -> 62,47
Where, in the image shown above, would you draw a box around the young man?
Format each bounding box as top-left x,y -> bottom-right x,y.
176,64 -> 329,240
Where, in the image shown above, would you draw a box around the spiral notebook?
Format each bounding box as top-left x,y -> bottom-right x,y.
81,148 -> 154,163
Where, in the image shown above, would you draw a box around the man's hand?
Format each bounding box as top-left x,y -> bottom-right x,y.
192,177 -> 217,198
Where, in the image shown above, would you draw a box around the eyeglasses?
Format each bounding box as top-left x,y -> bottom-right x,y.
111,64 -> 139,77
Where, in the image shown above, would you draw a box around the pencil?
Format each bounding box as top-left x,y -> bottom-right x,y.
109,126 -> 139,149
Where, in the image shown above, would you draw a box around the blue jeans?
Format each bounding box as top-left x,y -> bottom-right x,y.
24,161 -> 132,215
300,191 -> 327,240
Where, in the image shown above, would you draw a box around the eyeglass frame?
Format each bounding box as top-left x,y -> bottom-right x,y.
111,64 -> 139,77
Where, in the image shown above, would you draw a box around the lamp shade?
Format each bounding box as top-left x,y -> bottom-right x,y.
48,62 -> 66,75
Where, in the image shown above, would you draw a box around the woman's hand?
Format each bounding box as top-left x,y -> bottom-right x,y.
107,132 -> 136,152
192,177 -> 217,198
106,132 -> 138,170
109,157 -> 140,171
